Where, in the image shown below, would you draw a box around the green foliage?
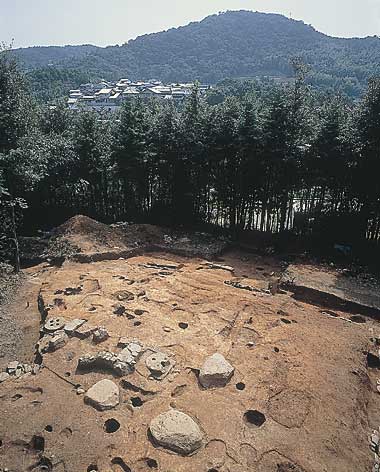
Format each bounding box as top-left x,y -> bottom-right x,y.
2,49 -> 380,272
8,11 -> 380,99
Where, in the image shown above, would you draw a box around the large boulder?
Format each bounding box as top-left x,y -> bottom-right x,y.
198,353 -> 234,388
84,379 -> 119,411
149,409 -> 203,455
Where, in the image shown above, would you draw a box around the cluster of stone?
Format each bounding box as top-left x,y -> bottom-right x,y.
78,340 -> 144,376
371,429 -> 380,471
0,361 -> 40,383
37,317 -> 110,355
147,352 -> 234,456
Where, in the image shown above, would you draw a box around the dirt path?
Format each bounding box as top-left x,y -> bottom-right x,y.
0,264 -> 51,371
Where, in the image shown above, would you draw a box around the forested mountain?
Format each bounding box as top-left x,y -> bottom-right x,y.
10,10 -> 380,99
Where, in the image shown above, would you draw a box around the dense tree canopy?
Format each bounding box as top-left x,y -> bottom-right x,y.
9,11 -> 380,100
2,52 -> 380,270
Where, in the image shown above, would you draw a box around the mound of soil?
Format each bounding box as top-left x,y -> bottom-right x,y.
54,215 -> 129,251
53,215 -> 167,254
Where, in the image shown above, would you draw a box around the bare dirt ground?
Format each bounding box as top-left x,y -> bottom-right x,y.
0,218 -> 379,472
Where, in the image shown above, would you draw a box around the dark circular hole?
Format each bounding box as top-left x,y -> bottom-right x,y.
134,321 -> 142,326
31,435 -> 45,452
44,425 -> 53,433
244,410 -> 266,427
104,418 -> 120,433
178,322 -> 188,329
87,465 -> 98,472
65,372 -> 71,377
236,382 -> 245,391
131,396 -> 143,407
111,458 -> 131,472
208,469 -> 219,472
274,347 -> 280,353
147,458 -> 158,468
0,439 -> 3,447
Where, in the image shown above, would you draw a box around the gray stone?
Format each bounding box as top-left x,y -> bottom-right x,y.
6,361 -> 19,373
201,262 -> 234,273
127,341 -> 144,357
78,350 -> 134,377
149,409 -> 203,455
44,317 -> 66,333
38,335 -> 54,354
73,324 -> 96,339
92,327 -> 109,344
64,319 -> 86,334
84,379 -> 119,411
198,353 -> 234,388
0,372 -> 10,383
146,351 -> 174,380
15,368 -> 23,378
117,336 -> 129,347
49,330 -> 68,351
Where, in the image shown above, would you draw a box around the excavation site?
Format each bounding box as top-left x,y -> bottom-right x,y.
0,216 -> 379,472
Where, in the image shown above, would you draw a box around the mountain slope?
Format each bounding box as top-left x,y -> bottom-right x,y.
10,10 -> 380,96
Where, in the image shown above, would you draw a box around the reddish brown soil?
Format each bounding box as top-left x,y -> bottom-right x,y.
0,226 -> 378,472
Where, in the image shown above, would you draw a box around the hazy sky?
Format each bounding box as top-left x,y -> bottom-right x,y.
1,0 -> 380,48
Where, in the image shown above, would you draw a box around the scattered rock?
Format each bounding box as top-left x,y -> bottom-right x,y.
64,319 -> 86,334
224,280 -> 261,293
113,304 -> 126,316
49,330 -> 68,351
113,290 -> 135,302
140,262 -> 181,271
37,335 -> 53,354
78,341 -> 145,376
149,409 -> 203,455
84,379 -> 120,411
146,351 -> 175,380
7,361 -> 20,373
44,317 -> 66,333
199,353 -> 234,388
92,327 -> 109,344
201,262 -> 234,273
73,324 -> 96,339
118,336 -> 129,347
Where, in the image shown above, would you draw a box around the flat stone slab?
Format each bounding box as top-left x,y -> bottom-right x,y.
283,264 -> 380,315
199,353 -> 234,388
149,409 -> 203,455
64,319 -> 86,334
84,379 -> 119,411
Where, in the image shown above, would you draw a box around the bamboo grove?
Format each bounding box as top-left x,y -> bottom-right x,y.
1,53 -> 380,255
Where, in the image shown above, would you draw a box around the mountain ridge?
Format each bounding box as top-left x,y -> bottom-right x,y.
9,10 -> 380,98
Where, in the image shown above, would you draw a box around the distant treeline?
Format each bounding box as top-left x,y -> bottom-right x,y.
11,11 -> 380,99
1,52 -> 380,264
